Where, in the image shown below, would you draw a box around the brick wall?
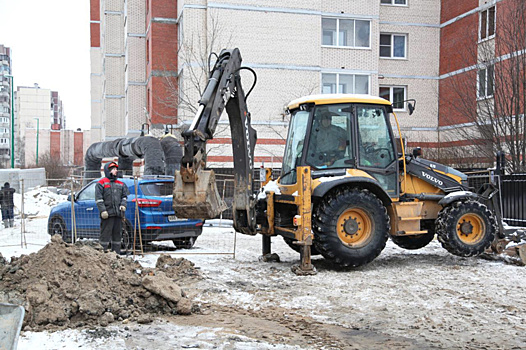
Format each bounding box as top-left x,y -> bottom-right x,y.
74,131 -> 84,166
147,0 -> 178,126
50,131 -> 61,159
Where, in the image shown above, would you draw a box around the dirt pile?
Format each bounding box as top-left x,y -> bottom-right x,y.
0,235 -> 201,331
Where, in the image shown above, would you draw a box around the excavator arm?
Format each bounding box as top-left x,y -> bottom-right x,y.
173,48 -> 258,235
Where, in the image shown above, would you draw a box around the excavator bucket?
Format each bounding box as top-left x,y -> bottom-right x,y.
173,169 -> 227,219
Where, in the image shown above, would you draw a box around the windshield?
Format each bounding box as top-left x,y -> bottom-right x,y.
281,109 -> 309,184
306,104 -> 352,169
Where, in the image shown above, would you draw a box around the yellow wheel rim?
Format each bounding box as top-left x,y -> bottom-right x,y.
337,208 -> 373,248
456,213 -> 485,244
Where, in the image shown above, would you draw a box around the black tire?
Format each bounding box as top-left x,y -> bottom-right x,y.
121,221 -> 132,251
313,188 -> 389,267
390,220 -> 435,250
48,216 -> 70,242
283,237 -> 321,256
172,237 -> 196,249
436,200 -> 496,257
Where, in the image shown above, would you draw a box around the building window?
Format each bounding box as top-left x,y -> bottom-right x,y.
322,18 -> 371,48
478,65 -> 494,99
380,33 -> 407,58
379,86 -> 406,110
322,73 -> 369,94
480,6 -> 496,41
381,0 -> 407,5
146,39 -> 150,64
0,138 -> 8,144
0,117 -> 8,123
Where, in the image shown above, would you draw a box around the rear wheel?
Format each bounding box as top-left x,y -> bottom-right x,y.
436,201 -> 496,257
172,237 -> 196,249
313,188 -> 389,267
283,237 -> 320,255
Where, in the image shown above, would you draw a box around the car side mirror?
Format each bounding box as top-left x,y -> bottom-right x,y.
412,147 -> 422,158
67,194 -> 72,201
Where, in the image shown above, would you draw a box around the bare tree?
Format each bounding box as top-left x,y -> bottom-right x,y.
37,152 -> 70,185
440,0 -> 526,173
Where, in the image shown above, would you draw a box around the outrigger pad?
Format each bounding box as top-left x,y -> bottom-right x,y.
173,170 -> 227,219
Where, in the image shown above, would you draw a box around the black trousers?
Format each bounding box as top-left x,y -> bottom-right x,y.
100,216 -> 122,253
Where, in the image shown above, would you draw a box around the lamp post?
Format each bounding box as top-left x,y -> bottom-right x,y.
33,117 -> 39,166
5,74 -> 14,168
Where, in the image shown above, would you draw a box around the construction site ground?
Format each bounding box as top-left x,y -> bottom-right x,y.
1,223 -> 524,349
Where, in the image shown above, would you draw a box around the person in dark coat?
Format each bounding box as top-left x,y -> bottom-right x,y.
95,162 -> 129,253
0,182 -> 15,228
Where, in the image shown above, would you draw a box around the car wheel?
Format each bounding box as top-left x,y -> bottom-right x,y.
49,217 -> 70,242
172,237 -> 196,249
121,220 -> 132,251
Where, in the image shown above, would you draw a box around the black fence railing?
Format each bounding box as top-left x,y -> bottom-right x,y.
500,174 -> 526,227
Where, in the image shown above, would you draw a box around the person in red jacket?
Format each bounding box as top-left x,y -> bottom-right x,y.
95,162 -> 129,253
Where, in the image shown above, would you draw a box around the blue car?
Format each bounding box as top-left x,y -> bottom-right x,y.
47,176 -> 203,249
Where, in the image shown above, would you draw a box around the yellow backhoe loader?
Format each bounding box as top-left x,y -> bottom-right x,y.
173,48 -> 504,274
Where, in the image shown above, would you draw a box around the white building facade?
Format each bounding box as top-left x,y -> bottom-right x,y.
177,0 -> 440,168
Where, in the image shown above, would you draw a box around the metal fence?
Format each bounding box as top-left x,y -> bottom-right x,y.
466,170 -> 526,228
0,174 -> 239,257
499,174 -> 526,227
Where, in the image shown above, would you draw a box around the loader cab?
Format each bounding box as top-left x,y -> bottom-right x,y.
281,95 -> 399,197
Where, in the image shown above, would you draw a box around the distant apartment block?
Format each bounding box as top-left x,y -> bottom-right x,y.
16,84 -> 89,167
0,44 -> 12,168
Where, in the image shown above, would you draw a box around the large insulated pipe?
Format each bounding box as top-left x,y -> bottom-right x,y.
161,134 -> 183,176
118,136 -> 165,175
84,136 -> 166,183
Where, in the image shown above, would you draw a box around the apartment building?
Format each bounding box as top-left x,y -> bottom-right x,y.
15,85 -> 88,166
177,0 -> 440,167
91,0 -> 516,169
0,45 -> 13,168
90,0 -> 178,143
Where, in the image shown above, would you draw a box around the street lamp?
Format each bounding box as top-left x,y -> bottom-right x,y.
33,117 -> 39,166
5,74 -> 14,168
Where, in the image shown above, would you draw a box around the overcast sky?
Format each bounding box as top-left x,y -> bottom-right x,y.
0,0 -> 91,130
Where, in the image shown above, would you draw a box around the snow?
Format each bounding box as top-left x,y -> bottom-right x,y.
2,187 -> 526,348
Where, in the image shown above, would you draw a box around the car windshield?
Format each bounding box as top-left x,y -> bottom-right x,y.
140,182 -> 173,197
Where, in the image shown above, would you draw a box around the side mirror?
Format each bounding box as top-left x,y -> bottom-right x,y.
412,147 -> 422,158
67,194 -> 72,202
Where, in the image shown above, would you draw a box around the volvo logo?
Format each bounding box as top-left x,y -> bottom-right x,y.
421,171 -> 443,186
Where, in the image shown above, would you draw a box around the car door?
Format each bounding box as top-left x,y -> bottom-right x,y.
74,182 -> 101,238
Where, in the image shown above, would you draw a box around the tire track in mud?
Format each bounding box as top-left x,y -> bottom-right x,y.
167,304 -> 433,349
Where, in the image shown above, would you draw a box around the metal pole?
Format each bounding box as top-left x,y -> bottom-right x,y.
20,179 -> 26,247
6,75 -> 14,168
70,177 -> 77,242
34,118 -> 39,166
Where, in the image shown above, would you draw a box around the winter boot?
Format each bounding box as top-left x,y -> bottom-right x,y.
111,241 -> 121,255
9,219 -> 14,228
2,220 -> 7,228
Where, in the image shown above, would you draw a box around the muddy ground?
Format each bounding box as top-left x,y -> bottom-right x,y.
11,227 -> 526,349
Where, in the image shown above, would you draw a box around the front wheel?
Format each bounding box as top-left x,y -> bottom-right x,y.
313,188 -> 389,267
121,221 -> 132,251
49,217 -> 70,242
436,201 -> 496,257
